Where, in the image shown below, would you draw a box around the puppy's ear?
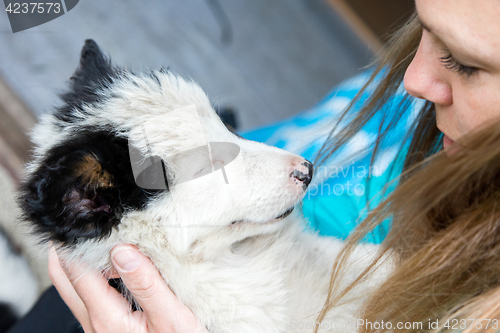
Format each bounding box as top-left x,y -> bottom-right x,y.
55,40 -> 117,124
72,39 -> 114,88
19,131 -> 161,245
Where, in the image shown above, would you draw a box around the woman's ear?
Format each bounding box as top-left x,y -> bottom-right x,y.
19,131 -> 162,245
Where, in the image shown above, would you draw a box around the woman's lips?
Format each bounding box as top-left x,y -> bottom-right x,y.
442,134 -> 462,156
443,134 -> 454,150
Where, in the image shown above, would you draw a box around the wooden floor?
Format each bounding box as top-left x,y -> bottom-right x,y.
0,0 -> 372,132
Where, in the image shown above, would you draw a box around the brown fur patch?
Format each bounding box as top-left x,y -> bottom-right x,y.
74,155 -> 113,188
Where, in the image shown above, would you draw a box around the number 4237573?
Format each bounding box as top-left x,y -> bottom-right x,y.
5,3 -> 61,14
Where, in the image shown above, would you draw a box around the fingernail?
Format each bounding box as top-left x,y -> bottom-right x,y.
112,247 -> 140,272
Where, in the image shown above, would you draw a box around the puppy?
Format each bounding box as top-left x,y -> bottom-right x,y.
19,40 -> 388,333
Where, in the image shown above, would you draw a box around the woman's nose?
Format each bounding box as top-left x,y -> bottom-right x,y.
403,30 -> 453,106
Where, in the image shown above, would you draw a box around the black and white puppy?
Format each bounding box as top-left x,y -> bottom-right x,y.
19,40 -> 388,333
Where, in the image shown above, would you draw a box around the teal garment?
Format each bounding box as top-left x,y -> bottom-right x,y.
302,147 -> 406,244
240,71 -> 418,244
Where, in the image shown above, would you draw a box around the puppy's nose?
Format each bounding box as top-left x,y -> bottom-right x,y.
291,159 -> 313,189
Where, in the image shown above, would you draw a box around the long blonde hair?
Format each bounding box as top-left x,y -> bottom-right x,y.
314,11 -> 500,333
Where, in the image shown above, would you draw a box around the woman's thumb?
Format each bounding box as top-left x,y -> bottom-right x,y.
111,245 -> 172,321
111,244 -> 209,333
111,245 -> 141,273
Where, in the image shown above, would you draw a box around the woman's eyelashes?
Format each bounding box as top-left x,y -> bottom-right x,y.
419,24 -> 479,78
439,51 -> 479,77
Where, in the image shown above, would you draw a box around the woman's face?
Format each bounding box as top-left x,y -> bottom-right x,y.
404,0 -> 500,151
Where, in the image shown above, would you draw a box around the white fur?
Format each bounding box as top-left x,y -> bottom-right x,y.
31,71 -> 392,332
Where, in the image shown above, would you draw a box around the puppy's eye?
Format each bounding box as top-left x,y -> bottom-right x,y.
213,160 -> 224,168
194,165 -> 211,179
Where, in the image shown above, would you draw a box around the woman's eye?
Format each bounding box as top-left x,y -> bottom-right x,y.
439,52 -> 479,77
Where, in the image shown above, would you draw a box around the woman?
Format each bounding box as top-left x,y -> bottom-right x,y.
49,0 -> 500,332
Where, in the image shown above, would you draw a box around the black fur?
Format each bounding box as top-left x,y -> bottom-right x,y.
55,39 -> 118,125
19,129 -> 162,244
19,40 -> 165,245
107,278 -> 140,311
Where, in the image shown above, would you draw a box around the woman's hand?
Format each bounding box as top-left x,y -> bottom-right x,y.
48,244 -> 207,333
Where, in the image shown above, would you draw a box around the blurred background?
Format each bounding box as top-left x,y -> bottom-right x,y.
0,0 -> 413,330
